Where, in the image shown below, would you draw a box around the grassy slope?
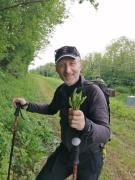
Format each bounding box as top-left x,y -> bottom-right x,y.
0,72 -> 135,179
100,96 -> 135,179
0,72 -> 61,179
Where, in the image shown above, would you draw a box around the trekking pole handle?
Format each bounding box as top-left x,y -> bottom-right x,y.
14,102 -> 21,116
12,102 -> 21,133
72,137 -> 81,147
72,137 -> 81,165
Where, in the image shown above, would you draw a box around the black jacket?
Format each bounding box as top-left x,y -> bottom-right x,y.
27,76 -> 110,153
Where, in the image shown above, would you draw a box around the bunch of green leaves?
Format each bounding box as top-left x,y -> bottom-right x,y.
69,88 -> 86,110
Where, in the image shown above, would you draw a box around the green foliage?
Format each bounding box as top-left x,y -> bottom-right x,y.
0,0 -> 66,74
81,36 -> 135,87
0,0 -> 100,75
69,88 -> 86,110
102,36 -> 135,84
111,98 -> 135,121
81,53 -> 102,80
31,62 -> 58,78
115,86 -> 129,94
130,83 -> 135,94
1,70 -> 135,179
0,72 -> 61,179
99,87 -> 135,179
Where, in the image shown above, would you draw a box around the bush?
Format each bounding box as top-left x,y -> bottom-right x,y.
115,86 -> 129,94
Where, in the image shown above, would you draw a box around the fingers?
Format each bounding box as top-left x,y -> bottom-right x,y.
68,109 -> 85,130
69,119 -> 79,128
12,97 -> 18,108
68,109 -> 83,122
69,118 -> 85,130
12,97 -> 27,108
68,109 -> 82,116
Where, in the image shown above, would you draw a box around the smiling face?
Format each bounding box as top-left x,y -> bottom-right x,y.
56,58 -> 81,86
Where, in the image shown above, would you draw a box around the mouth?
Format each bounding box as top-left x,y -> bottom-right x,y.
64,75 -> 73,80
64,73 -> 73,78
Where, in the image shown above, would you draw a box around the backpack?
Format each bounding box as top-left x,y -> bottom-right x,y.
91,80 -> 110,124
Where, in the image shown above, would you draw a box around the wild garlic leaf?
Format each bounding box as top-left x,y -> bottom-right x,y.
69,88 -> 86,110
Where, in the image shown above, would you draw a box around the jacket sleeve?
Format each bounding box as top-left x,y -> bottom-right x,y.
82,85 -> 110,145
26,87 -> 61,115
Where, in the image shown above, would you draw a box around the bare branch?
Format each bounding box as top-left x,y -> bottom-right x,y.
0,0 -> 47,12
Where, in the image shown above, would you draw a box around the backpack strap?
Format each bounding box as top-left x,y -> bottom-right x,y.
82,79 -> 111,124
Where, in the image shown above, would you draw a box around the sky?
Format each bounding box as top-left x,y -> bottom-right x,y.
29,0 -> 135,70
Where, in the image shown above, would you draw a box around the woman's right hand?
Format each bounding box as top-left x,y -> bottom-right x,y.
12,97 -> 28,109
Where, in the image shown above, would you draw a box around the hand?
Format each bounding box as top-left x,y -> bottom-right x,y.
68,108 -> 85,131
12,97 -> 28,109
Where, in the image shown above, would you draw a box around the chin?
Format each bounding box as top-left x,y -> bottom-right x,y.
65,80 -> 76,86
65,83 -> 74,86
63,76 -> 79,86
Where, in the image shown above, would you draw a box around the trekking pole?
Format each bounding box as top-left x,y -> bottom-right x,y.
71,137 -> 81,180
7,102 -> 21,180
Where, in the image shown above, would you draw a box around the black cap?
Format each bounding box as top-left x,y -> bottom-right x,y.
55,46 -> 81,63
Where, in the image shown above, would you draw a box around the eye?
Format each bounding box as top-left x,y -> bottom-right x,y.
57,62 -> 65,68
69,61 -> 76,65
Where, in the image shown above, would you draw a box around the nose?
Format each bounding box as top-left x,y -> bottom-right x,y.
65,64 -> 71,73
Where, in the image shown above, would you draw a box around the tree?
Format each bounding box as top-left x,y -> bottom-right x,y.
0,0 -> 66,74
32,62 -> 58,78
102,36 -> 135,85
0,0 -> 99,75
81,36 -> 135,86
81,53 -> 102,80
78,0 -> 99,9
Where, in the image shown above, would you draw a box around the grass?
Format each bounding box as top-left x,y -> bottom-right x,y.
0,72 -> 61,179
0,71 -> 135,179
100,91 -> 135,180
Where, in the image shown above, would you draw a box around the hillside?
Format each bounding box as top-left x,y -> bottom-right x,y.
0,72 -> 61,179
0,72 -> 135,179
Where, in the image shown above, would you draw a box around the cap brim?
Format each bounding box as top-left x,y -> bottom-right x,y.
56,54 -> 77,63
